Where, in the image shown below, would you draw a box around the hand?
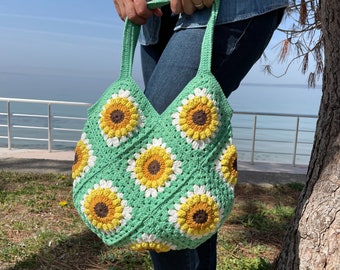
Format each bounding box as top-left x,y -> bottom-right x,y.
113,0 -> 163,25
171,0 -> 214,15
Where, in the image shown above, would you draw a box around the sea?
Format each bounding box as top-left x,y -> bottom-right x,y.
0,83 -> 322,165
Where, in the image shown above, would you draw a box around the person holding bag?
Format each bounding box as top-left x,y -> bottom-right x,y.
72,0 -> 288,269
113,0 -> 288,113
112,0 -> 288,269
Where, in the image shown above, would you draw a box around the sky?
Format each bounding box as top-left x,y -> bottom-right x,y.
0,0 -> 321,103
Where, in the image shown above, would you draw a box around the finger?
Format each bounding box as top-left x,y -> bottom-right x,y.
182,0 -> 196,15
113,0 -> 126,21
124,0 -> 147,24
134,0 -> 154,19
171,0 -> 184,14
152,8 -> 163,17
203,0 -> 214,8
191,0 -> 205,10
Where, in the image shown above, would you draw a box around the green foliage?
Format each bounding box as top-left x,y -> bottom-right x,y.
264,0 -> 323,87
220,257 -> 271,270
287,182 -> 305,191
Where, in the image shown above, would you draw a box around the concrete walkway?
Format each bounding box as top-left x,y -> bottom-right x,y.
0,148 -> 308,186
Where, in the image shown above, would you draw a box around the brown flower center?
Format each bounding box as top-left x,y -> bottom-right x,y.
110,110 -> 125,124
94,202 -> 109,218
233,158 -> 237,171
148,160 -> 161,175
192,110 -> 207,126
193,210 -> 208,224
73,153 -> 78,165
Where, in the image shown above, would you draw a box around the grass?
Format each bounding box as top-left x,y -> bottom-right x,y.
0,171 -> 303,270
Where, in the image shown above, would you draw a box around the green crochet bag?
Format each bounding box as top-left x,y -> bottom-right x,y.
72,0 -> 238,252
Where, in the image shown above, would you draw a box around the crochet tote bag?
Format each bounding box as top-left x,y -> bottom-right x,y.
72,0 -> 238,252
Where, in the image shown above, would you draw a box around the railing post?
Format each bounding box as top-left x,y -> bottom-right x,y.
47,103 -> 52,152
7,101 -> 11,150
251,115 -> 257,165
292,116 -> 300,166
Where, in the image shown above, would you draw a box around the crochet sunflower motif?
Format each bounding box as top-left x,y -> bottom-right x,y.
72,133 -> 97,186
73,0 -> 235,250
168,185 -> 222,239
127,138 -> 182,198
99,89 -> 145,147
172,88 -> 221,150
215,143 -> 238,186
81,180 -> 132,232
130,233 -> 177,253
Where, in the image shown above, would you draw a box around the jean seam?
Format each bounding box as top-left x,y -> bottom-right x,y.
227,17 -> 253,55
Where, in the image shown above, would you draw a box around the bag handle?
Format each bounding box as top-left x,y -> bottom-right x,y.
119,0 -> 220,79
198,0 -> 219,73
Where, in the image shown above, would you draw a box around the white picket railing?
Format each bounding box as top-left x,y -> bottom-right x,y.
0,97 -> 318,166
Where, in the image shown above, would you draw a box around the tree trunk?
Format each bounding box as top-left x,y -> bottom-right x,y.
274,0 -> 340,269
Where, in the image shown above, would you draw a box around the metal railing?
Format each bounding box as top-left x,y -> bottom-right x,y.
0,98 -> 91,151
0,97 -> 318,165
231,111 -> 317,165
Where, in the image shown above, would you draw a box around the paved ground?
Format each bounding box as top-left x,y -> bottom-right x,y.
0,148 -> 308,186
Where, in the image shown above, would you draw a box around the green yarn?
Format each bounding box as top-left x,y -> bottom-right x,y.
72,0 -> 237,252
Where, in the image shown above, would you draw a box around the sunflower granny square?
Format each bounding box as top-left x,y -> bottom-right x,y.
72,72 -> 238,252
72,0 -> 237,252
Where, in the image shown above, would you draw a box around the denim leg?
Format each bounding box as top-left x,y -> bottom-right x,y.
141,5 -> 178,86
149,235 -> 217,270
141,8 -> 284,114
211,8 -> 284,98
150,249 -> 199,270
196,234 -> 218,270
142,28 -> 204,113
141,8 -> 284,270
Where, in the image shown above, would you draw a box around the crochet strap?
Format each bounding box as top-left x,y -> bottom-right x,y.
198,0 -> 219,73
119,19 -> 140,79
120,0 -> 220,79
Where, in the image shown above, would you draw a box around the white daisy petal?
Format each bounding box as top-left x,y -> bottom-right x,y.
130,234 -> 177,252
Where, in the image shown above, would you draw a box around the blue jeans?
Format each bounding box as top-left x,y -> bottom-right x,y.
141,6 -> 284,270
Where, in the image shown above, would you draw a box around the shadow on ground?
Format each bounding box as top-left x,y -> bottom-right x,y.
5,231 -> 150,270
